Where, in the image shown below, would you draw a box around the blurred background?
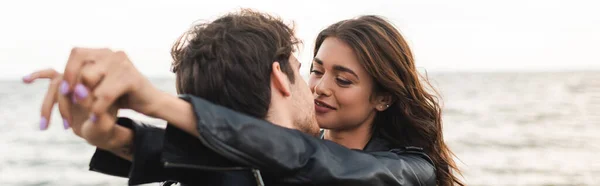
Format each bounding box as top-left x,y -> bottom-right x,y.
1,0 -> 599,185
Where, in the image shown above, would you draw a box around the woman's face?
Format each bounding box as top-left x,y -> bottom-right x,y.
309,37 -> 386,130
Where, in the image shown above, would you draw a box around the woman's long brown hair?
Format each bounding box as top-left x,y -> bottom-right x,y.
314,15 -> 464,186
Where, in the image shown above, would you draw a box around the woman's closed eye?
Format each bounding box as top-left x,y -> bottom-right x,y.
336,77 -> 352,86
310,70 -> 324,76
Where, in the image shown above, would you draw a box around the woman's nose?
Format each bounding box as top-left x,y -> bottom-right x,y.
313,77 -> 332,97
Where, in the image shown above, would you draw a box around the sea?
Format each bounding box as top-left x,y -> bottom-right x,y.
1,71 -> 599,186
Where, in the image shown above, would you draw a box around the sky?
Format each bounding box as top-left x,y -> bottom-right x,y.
0,0 -> 598,79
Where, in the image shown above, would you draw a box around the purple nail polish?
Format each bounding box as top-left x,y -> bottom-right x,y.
71,95 -> 77,103
74,84 -> 88,99
40,117 -> 48,130
60,81 -> 69,95
90,114 -> 97,123
63,119 -> 70,129
22,75 -> 31,82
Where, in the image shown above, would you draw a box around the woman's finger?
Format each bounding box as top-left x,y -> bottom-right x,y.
24,68 -> 63,130
57,87 -> 73,130
22,68 -> 60,84
73,84 -> 94,109
64,89 -> 94,136
63,48 -> 112,94
66,61 -> 108,135
70,55 -> 111,103
69,81 -> 94,136
79,61 -> 108,90
40,77 -> 62,130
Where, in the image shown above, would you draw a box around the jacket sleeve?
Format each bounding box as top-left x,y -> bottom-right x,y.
179,94 -> 437,186
89,117 -> 171,185
89,118 -> 255,186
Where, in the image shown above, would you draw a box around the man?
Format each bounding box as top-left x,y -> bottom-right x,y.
28,9 -> 435,186
57,9 -> 318,185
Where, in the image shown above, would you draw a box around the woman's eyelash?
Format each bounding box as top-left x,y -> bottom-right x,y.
336,78 -> 351,85
310,70 -> 323,75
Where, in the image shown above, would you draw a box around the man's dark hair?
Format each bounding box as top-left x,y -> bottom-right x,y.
171,9 -> 300,119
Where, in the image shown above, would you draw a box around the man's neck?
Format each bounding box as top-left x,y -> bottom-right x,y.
265,103 -> 294,129
324,121 -> 374,150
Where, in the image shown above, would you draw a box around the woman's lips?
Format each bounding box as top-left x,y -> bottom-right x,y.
314,100 -> 335,114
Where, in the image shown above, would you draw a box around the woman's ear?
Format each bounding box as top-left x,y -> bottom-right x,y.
374,93 -> 394,111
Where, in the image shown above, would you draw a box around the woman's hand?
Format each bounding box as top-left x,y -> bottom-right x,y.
26,47 -> 199,145
58,47 -> 199,138
59,48 -> 165,118
23,68 -> 121,149
23,68 -> 88,133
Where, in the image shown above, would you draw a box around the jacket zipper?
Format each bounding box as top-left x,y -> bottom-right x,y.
163,161 -> 248,171
163,162 -> 265,186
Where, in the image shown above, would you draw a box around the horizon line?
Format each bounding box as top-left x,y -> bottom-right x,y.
1,69 -> 598,81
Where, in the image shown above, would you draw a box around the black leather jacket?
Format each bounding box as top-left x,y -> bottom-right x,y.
89,95 -> 436,186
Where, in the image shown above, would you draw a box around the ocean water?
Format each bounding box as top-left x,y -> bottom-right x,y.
0,72 -> 598,186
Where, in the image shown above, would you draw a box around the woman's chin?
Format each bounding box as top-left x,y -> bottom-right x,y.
316,118 -> 338,130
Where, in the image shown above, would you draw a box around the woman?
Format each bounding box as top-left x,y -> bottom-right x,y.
26,13 -> 462,186
308,15 -> 463,185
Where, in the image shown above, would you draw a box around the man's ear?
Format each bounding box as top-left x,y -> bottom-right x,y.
374,93 -> 394,111
271,62 -> 292,97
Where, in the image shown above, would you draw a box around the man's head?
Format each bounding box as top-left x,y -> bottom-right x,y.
170,9 -> 319,136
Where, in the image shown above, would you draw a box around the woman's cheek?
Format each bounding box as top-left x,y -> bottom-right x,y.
308,76 -> 318,93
